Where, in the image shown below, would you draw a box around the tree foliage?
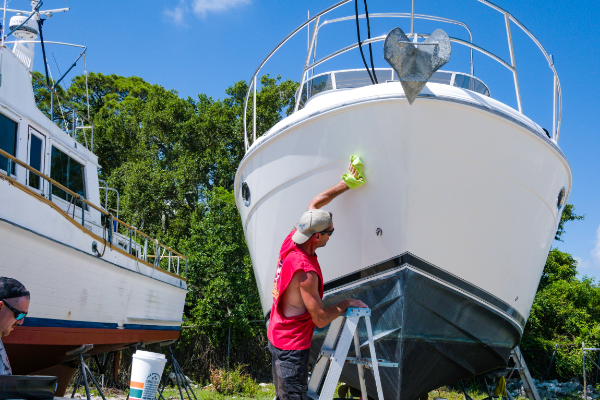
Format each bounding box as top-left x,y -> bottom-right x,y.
32,72 -> 296,367
555,204 -> 585,241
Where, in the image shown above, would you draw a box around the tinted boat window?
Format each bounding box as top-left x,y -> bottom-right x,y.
0,113 -> 18,174
28,135 -> 43,189
453,74 -> 490,97
430,71 -> 452,85
299,73 -> 334,108
50,146 -> 86,203
335,70 -> 375,89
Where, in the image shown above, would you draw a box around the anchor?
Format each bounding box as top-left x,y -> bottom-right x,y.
383,27 -> 452,104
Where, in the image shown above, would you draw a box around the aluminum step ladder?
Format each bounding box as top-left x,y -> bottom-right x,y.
307,307 -> 398,400
509,346 -> 540,400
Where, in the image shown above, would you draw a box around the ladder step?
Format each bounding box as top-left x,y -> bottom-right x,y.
346,357 -> 399,368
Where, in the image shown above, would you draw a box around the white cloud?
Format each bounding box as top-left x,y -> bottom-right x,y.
574,224 -> 600,275
163,0 -> 190,27
164,0 -> 250,24
191,0 -> 251,17
574,256 -> 590,270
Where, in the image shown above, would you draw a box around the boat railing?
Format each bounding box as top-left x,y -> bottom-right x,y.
0,147 -> 189,279
243,0 -> 562,152
2,40 -> 95,152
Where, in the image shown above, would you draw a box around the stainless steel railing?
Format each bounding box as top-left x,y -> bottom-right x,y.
243,0 -> 562,151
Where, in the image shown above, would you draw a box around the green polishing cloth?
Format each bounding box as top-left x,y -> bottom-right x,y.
342,155 -> 366,189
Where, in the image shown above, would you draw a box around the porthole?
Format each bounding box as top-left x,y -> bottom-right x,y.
557,187 -> 566,211
241,182 -> 251,207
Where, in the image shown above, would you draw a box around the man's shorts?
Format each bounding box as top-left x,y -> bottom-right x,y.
269,341 -> 310,400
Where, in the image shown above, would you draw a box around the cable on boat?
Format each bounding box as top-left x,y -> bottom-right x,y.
362,0 -> 378,84
354,0 -> 375,85
36,18 -> 51,86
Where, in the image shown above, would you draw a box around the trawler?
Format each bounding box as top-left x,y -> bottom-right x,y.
234,0 -> 570,399
0,1 -> 187,394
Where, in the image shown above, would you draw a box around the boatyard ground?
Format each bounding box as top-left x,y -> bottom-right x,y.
70,383 -> 532,400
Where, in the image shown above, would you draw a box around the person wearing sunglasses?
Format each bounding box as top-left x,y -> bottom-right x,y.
267,161 -> 367,400
0,277 -> 30,375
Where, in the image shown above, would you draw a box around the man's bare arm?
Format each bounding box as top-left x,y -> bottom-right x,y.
307,163 -> 362,210
299,271 -> 367,328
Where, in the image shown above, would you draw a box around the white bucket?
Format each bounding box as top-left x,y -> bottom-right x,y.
129,350 -> 167,400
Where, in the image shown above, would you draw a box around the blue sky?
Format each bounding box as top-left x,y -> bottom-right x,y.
9,0 -> 599,278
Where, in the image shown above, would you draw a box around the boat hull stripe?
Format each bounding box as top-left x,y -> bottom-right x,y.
322,252 -> 526,327
19,317 -> 181,331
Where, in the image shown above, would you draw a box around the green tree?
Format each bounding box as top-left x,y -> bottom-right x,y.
556,204 -> 585,241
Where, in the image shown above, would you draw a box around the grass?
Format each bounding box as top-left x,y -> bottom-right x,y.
67,382 -> 531,400
158,383 -> 275,400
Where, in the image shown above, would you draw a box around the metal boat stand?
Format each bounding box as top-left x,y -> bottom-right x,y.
460,346 -> 540,400
581,342 -> 600,400
156,341 -> 198,400
307,307 -> 398,400
67,344 -> 107,400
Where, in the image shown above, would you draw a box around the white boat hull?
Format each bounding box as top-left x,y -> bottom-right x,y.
0,177 -> 187,390
236,83 -> 570,326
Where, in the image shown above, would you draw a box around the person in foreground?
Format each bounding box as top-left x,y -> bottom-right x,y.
0,277 -> 30,375
267,160 -> 367,400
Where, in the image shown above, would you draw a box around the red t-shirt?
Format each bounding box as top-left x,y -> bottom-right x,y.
267,230 -> 324,350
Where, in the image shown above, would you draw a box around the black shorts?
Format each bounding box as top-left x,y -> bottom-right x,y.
269,341 -> 310,400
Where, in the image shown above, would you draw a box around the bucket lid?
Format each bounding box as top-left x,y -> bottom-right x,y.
133,350 -> 167,361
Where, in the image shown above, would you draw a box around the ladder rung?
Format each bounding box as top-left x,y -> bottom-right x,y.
346,357 -> 399,368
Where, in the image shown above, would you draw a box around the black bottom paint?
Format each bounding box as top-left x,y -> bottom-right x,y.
310,264 -> 521,400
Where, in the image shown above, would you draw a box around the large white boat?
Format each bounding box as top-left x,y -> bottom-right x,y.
234,1 -> 570,399
0,2 -> 187,394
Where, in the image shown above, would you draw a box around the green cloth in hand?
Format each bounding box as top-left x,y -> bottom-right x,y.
342,155 -> 366,189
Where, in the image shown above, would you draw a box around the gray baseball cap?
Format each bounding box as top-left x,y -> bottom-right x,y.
292,209 -> 333,244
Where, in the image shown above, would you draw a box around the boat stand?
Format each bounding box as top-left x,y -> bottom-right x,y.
461,346 -> 540,400
509,347 -> 540,400
156,343 -> 198,400
307,308 -> 398,400
68,344 -> 107,400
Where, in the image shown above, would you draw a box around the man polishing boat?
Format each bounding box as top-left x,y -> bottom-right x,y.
267,158 -> 367,400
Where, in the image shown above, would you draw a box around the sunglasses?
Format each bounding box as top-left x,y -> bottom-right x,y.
320,228 -> 335,236
2,300 -> 27,321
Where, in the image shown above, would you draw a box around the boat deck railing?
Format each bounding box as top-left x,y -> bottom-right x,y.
298,68 -> 490,109
0,147 -> 188,280
243,0 -> 562,151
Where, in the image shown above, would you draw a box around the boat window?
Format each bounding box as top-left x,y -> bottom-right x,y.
299,73 -> 334,108
50,146 -> 86,203
429,71 -> 453,85
334,69 -> 393,89
453,73 -> 490,97
28,133 -> 43,190
0,113 -> 18,175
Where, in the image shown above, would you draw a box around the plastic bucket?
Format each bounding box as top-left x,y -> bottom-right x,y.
129,350 -> 167,400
